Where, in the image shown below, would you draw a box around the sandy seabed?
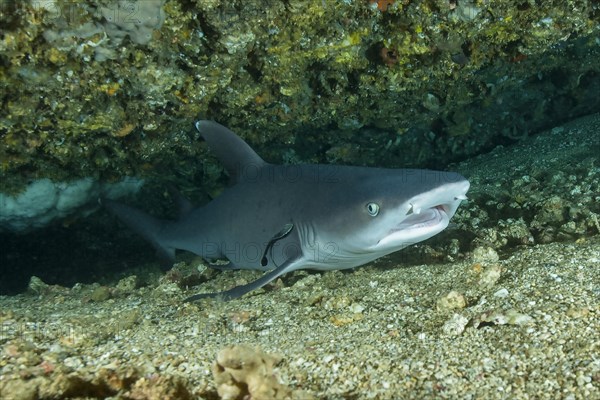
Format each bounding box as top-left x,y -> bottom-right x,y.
1,114 -> 599,399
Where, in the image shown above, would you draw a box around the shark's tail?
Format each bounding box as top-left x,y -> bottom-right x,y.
102,199 -> 176,265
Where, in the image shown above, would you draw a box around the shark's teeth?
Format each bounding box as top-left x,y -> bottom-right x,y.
408,203 -> 422,215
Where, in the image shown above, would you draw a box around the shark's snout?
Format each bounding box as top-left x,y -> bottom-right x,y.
377,177 -> 469,248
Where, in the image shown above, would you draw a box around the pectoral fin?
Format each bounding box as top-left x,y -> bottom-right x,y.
183,255 -> 305,302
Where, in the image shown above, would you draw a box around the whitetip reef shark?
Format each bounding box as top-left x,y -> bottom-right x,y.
105,120 -> 470,301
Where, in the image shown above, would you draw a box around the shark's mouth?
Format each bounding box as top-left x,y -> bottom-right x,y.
395,205 -> 448,231
377,204 -> 451,248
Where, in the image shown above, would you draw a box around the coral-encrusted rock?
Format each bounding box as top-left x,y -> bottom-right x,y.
213,345 -> 297,400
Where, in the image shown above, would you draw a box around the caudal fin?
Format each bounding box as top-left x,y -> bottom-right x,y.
102,199 -> 176,265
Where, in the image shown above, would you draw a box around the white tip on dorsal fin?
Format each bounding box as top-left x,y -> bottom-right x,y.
195,120 -> 267,184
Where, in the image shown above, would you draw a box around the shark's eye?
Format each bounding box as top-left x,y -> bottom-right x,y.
366,202 -> 380,216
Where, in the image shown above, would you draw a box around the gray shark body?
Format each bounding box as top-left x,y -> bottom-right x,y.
106,121 -> 470,301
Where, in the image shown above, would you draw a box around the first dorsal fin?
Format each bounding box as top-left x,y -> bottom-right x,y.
195,120 -> 267,184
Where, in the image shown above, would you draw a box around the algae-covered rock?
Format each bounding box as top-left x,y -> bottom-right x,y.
90,285 -> 112,302
0,1 -> 599,195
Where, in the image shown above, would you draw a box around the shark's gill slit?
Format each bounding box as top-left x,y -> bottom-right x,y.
261,222 -> 294,267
